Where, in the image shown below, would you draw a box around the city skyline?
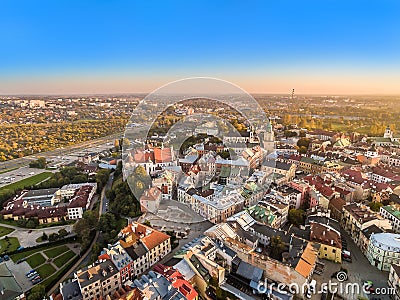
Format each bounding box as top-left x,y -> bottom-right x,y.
1,0 -> 400,95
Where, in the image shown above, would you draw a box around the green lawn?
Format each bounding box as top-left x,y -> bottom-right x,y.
0,172 -> 53,195
11,248 -> 42,262
0,225 -> 14,237
36,263 -> 56,279
11,243 -> 72,262
0,237 -> 20,254
53,250 -> 76,268
26,252 -> 46,268
44,245 -> 69,258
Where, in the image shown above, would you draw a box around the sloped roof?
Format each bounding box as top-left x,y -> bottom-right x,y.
0,264 -> 23,300
294,242 -> 320,278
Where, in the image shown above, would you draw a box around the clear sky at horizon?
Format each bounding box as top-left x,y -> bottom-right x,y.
1,0 -> 400,95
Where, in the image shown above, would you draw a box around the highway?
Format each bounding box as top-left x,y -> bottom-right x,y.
1,132 -> 123,171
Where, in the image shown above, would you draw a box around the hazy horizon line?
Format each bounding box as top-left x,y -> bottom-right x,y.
1,91 -> 400,97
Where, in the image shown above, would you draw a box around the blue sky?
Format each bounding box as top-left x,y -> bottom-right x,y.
1,0 -> 400,94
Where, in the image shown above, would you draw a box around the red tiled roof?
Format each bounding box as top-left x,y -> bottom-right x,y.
310,222 -> 342,248
141,230 -> 169,250
372,166 -> 400,181
153,264 -> 198,300
329,197 -> 346,211
154,147 -> 173,163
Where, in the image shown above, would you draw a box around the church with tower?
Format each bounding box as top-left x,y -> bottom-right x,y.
259,120 -> 275,153
371,126 -> 400,147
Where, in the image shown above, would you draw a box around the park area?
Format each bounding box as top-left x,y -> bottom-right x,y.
0,236 -> 20,254
4,242 -> 80,290
0,225 -> 14,237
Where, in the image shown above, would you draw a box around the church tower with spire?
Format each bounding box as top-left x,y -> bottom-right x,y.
260,120 -> 275,153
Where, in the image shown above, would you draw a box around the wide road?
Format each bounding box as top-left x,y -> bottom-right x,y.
1,132 -> 123,171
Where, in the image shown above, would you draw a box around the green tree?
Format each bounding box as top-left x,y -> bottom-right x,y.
90,243 -> 101,263
95,169 -> 111,191
58,228 -> 68,238
60,166 -> 79,180
288,209 -> 306,226
73,210 -> 98,249
26,219 -> 37,229
143,220 -> 151,227
49,233 -> 59,241
297,138 -> 311,149
27,284 -> 46,300
369,201 -> 383,212
270,236 -> 286,260
98,213 -> 117,233
29,157 -> 47,169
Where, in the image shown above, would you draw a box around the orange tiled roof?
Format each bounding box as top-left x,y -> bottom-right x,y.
140,228 -> 170,250
294,242 -> 319,278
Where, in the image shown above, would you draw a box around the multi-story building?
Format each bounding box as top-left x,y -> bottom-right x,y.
128,146 -> 176,175
388,264 -> 400,300
298,157 -> 343,174
133,271 -> 192,300
371,166 -> 400,184
389,155 -> 400,167
247,198 -> 289,229
381,205 -> 400,233
99,242 -> 134,284
139,186 -> 162,213
178,186 -> 245,224
66,183 -> 97,220
153,264 -> 199,300
366,233 -> 400,271
359,224 -> 384,255
75,260 -> 121,300
342,203 -> 392,247
60,280 -> 83,300
118,222 -> 171,270
262,160 -> 296,182
309,222 -> 342,263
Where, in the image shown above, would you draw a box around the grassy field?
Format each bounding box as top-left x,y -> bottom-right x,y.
11,244 -> 70,262
0,172 -> 53,196
53,250 -> 76,268
44,245 -> 69,258
26,252 -> 46,268
36,263 -> 56,279
0,225 -> 14,237
0,237 -> 20,254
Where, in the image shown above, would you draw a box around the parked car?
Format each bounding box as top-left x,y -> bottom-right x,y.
28,272 -> 38,278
